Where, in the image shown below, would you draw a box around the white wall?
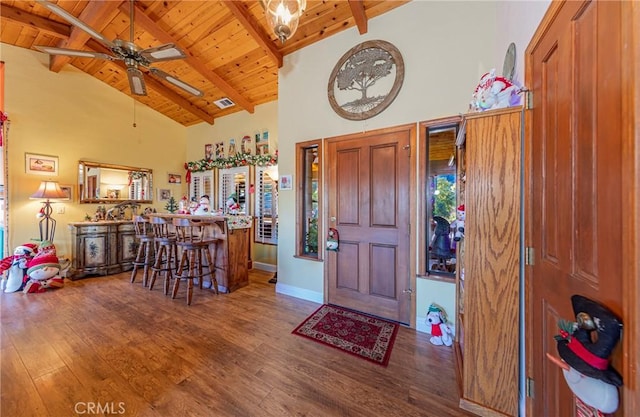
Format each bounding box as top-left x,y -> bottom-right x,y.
275,1 -> 550,327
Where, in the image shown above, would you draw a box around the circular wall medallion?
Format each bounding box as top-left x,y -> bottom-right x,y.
327,40 -> 404,121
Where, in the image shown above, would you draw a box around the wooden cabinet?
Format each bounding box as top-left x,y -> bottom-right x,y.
456,107 -> 522,417
68,221 -> 136,279
214,225 -> 250,293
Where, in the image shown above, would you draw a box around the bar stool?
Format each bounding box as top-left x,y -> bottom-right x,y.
148,216 -> 178,295
130,215 -> 155,286
172,218 -> 220,305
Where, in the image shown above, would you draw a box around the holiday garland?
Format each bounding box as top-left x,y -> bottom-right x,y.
184,152 -> 278,173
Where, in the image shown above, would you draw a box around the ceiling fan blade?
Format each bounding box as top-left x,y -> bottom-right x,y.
34,46 -> 115,60
127,67 -> 147,96
35,0 -> 116,49
149,68 -> 204,97
140,44 -> 187,63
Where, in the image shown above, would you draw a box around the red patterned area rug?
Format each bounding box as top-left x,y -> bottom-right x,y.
292,304 -> 399,367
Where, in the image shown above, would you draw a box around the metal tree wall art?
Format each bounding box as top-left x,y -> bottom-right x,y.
328,40 -> 404,120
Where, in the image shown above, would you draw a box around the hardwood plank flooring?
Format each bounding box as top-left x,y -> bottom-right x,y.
1,269 -> 475,417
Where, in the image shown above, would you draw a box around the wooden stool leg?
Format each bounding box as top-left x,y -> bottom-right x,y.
197,250 -> 204,289
149,246 -> 165,291
130,241 -> 145,284
204,247 -> 219,294
187,275 -> 194,305
143,241 -> 153,287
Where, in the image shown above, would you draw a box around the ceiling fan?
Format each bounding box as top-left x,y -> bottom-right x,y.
34,0 -> 203,97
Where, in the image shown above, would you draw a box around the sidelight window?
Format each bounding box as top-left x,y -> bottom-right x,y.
296,140 -> 322,259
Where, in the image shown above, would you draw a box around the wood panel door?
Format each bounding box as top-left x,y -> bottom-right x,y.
526,1 -> 631,416
326,124 -> 414,325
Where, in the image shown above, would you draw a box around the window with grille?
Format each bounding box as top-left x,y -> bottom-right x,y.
218,166 -> 250,214
254,165 -> 278,244
189,170 -> 215,207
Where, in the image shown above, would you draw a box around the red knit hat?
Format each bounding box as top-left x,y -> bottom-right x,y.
27,254 -> 60,276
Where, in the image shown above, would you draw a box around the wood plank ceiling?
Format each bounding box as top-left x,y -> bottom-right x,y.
0,0 -> 410,126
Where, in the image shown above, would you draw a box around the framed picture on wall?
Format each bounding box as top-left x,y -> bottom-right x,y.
205,143 -> 213,160
25,153 -> 58,176
158,188 -> 171,201
280,174 -> 293,190
168,173 -> 181,184
59,185 -> 73,201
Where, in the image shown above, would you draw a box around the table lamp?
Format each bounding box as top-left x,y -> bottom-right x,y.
30,180 -> 68,242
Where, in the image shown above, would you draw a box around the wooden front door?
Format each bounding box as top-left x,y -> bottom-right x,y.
526,1 -> 627,415
326,124 -> 414,324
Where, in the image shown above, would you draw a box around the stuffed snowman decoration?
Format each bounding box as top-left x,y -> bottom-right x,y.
0,243 -> 37,292
23,241 -> 64,293
547,295 -> 623,416
193,195 -> 211,215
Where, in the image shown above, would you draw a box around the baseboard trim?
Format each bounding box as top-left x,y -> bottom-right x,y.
275,283 -> 323,304
252,262 -> 276,273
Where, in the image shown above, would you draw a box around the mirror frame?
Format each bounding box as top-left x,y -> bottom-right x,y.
78,161 -> 153,204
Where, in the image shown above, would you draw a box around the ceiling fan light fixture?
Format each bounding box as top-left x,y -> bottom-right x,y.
127,67 -> 147,96
149,68 -> 204,97
140,44 -> 187,62
265,0 -> 306,44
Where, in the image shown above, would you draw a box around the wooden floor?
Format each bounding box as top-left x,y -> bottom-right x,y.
1,269 -> 475,417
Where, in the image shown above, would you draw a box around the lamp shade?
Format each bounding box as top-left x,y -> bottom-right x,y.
30,181 -> 68,200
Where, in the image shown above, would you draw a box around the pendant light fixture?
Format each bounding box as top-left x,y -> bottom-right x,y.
264,0 -> 306,44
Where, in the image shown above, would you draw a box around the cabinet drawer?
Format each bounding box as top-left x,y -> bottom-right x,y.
118,224 -> 135,232
77,225 -> 109,234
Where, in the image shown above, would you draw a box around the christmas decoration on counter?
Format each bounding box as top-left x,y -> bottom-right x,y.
547,295 -> 623,416
164,196 -> 179,213
184,151 -> 277,182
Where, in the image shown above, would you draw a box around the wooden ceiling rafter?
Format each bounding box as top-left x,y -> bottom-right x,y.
223,1 -> 283,68
0,3 -> 70,40
0,1 -> 411,126
347,0 -> 368,34
121,2 -> 255,114
47,0 -> 123,72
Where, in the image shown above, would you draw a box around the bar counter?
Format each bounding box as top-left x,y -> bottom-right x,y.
148,213 -> 252,293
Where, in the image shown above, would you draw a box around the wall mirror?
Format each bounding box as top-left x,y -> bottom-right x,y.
78,161 -> 153,204
425,125 -> 459,278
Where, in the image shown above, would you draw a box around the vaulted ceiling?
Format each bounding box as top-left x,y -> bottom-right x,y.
0,0 -> 410,126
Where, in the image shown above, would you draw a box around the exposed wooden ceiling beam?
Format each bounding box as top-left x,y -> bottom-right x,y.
87,39 -> 214,125
223,1 -> 283,68
122,2 -> 255,114
0,4 -> 70,40
49,1 -> 123,72
348,0 -> 368,34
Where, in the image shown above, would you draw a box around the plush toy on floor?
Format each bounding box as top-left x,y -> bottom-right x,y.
23,240 -> 64,294
0,243 -> 38,293
426,303 -> 453,346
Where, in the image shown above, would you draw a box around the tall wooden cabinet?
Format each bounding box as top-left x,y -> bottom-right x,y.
456,106 -> 522,417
